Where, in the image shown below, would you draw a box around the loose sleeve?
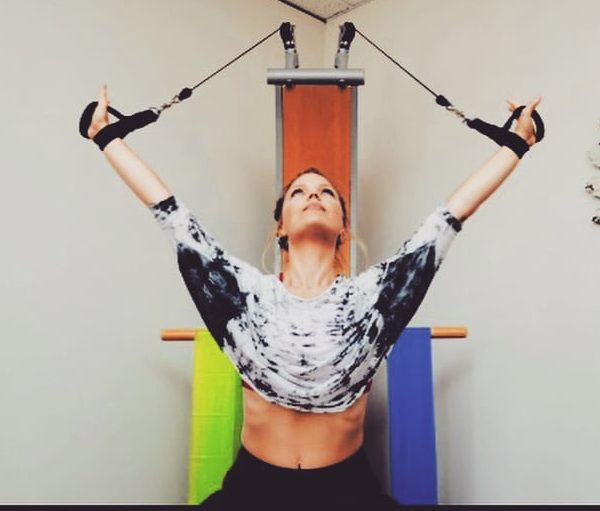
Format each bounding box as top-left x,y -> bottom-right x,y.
354,205 -> 462,354
149,195 -> 263,350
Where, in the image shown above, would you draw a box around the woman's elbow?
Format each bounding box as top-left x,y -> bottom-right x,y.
446,199 -> 476,223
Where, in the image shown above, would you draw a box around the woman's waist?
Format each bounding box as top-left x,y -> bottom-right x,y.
222,441 -> 383,502
242,387 -> 368,427
240,424 -> 365,469
241,392 -> 367,468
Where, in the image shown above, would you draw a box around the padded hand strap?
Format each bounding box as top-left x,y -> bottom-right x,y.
79,101 -> 159,150
466,105 -> 545,159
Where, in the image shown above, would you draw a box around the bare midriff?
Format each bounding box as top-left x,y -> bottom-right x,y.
241,273 -> 370,468
240,387 -> 369,469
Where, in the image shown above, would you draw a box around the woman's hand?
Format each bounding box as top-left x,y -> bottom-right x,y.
507,96 -> 542,146
87,84 -> 110,139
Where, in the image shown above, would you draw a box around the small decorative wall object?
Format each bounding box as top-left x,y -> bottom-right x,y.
585,143 -> 600,224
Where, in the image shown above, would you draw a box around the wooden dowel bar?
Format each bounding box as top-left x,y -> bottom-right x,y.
161,326 -> 468,341
161,329 -> 197,341
431,326 -> 468,338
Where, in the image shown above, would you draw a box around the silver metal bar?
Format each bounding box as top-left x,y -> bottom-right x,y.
285,50 -> 299,69
274,86 -> 283,276
335,49 -> 349,70
351,87 -> 358,277
267,68 -> 365,86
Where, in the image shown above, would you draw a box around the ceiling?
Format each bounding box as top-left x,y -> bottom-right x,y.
278,0 -> 375,22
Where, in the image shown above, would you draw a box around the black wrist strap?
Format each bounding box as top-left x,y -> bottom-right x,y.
466,106 -> 545,159
78,101 -> 159,150
93,109 -> 159,150
467,118 -> 530,158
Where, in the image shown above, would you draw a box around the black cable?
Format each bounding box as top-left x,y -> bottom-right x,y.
159,25 -> 282,110
189,26 -> 281,92
354,27 -> 440,101
79,24 -> 283,147
80,21 -> 545,156
353,24 -> 545,154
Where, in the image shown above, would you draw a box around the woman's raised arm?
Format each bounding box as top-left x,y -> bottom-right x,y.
102,139 -> 173,206
446,96 -> 542,222
87,85 -> 173,206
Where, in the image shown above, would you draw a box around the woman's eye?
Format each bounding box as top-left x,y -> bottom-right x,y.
290,187 -> 333,197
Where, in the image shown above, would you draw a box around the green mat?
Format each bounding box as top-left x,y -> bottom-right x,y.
187,329 -> 243,505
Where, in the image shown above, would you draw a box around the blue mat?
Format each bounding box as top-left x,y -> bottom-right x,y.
387,327 -> 438,505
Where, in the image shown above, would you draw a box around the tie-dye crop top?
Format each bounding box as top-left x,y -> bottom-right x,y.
149,195 -> 462,413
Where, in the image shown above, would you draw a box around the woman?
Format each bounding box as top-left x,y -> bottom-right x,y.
86,85 -> 542,509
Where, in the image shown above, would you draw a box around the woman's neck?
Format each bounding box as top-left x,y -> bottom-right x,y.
280,266 -> 339,289
279,230 -> 342,290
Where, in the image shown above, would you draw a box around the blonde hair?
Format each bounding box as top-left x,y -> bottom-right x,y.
260,167 -> 369,276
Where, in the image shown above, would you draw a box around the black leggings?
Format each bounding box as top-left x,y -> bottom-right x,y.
196,444 -> 403,510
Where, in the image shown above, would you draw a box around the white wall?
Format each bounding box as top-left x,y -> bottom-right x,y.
3,0 -> 600,505
325,0 -> 600,505
0,0 -> 323,503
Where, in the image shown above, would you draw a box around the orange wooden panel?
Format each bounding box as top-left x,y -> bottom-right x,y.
281,85 -> 353,275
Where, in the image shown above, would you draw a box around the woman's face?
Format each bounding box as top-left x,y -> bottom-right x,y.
279,173 -> 345,246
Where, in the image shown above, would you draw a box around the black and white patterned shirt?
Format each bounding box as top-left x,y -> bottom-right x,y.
150,195 -> 462,413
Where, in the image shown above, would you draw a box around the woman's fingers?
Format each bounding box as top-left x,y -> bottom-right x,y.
98,84 -> 109,111
88,84 -> 110,139
507,96 -> 542,113
525,96 -> 542,113
507,98 -> 519,111
102,84 -> 111,105
504,96 -> 543,146
92,85 -> 107,121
